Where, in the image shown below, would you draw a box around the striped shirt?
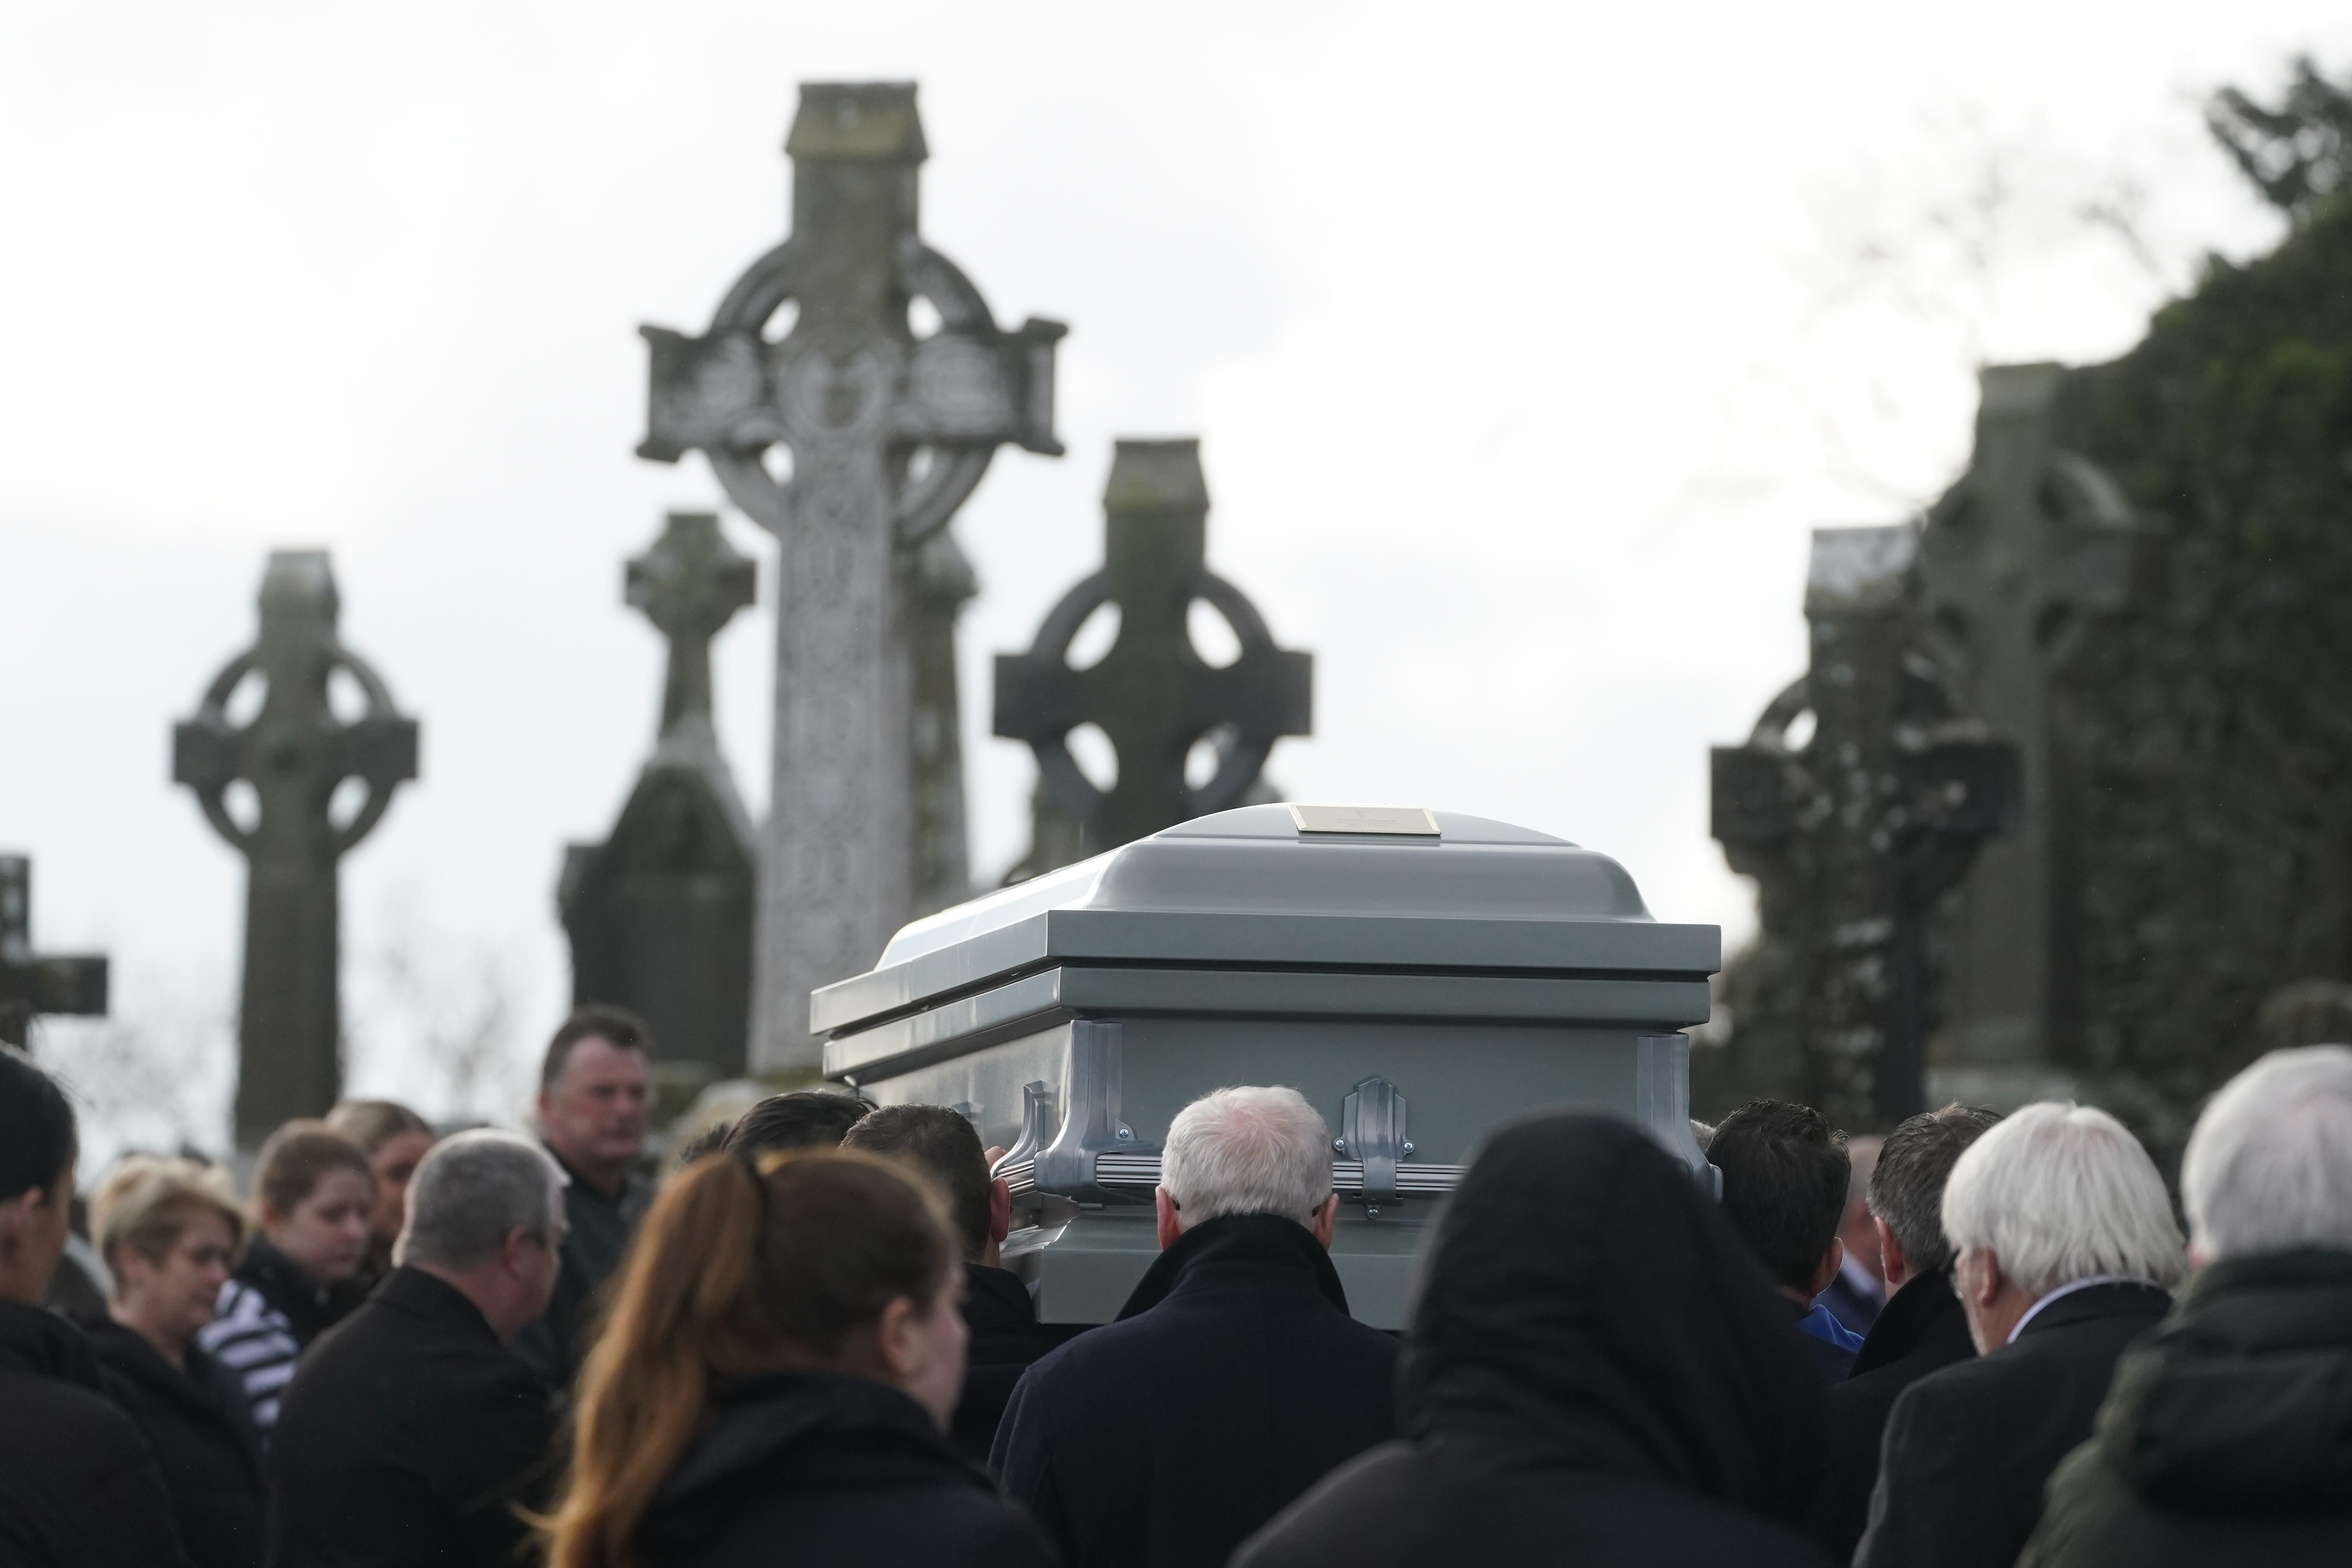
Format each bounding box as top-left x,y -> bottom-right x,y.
198,1278 -> 302,1431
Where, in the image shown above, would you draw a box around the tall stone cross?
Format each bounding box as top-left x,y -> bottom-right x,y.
639,82 -> 1064,1069
0,856 -> 108,1049
175,551 -> 418,1148
995,439 -> 1313,858
560,513 -> 758,1080
1919,363 -> 2141,1078
1712,524 -> 2015,1129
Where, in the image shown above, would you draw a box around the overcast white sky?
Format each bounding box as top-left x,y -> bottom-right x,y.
1,1 -> 2334,1155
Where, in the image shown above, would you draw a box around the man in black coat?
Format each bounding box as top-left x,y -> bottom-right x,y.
268,1131 -> 569,1568
991,1086 -> 1398,1568
1857,1102 -> 2183,1568
841,1104 -> 1072,1461
1808,1104 -> 2000,1563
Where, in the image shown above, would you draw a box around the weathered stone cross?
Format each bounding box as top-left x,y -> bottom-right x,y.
640,83 -> 1063,1068
0,855 -> 108,1049
1712,524 -> 2014,1128
174,551 -> 418,1148
995,440 -> 1313,857
627,511 -> 756,741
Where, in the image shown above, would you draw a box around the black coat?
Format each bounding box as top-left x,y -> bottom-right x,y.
954,1262 -> 1070,1464
510,1150 -> 651,1392
991,1212 -> 1397,1568
82,1316 -> 268,1568
266,1267 -> 558,1568
635,1370 -> 1056,1568
1235,1114 -> 1830,1568
2020,1249 -> 2352,1568
1806,1268 -> 1977,1563
0,1299 -> 193,1568
1856,1279 -> 2171,1568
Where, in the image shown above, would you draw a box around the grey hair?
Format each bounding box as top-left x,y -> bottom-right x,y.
1870,1104 -> 2002,1275
1160,1086 -> 1334,1226
394,1130 -> 567,1273
1941,1102 -> 2184,1297
2183,1045 -> 2352,1261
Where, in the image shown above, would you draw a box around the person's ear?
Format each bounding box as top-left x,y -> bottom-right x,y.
1875,1215 -> 1910,1289
1154,1188 -> 1183,1250
1956,1248 -> 2001,1309
988,1177 -> 1011,1246
500,1225 -> 533,1278
874,1293 -> 922,1383
1310,1193 -> 1339,1249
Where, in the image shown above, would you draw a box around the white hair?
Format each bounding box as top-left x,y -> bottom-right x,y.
2183,1045 -> 2352,1261
1941,1101 -> 2184,1297
396,1130 -> 567,1272
1159,1086 -> 1333,1225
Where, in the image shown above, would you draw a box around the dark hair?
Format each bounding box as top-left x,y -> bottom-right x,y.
669,1121 -> 734,1169
1869,1102 -> 2002,1274
0,1046 -> 76,1201
252,1121 -> 374,1221
541,1004 -> 653,1090
725,1091 -> 870,1158
544,1150 -> 958,1568
841,1104 -> 991,1258
325,1099 -> 433,1156
1709,1099 -> 1851,1293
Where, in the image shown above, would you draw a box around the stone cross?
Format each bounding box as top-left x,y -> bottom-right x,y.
561,513 -> 757,1080
175,552 -> 418,1148
994,439 -> 1313,857
0,856 -> 108,1049
639,82 -> 1063,1069
1919,363 -> 2142,1078
1712,524 -> 2015,1128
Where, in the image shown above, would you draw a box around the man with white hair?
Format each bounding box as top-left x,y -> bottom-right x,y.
267,1130 -> 569,1568
992,1085 -> 1398,1568
2022,1046 -> 2352,1565
1856,1103 -> 2183,1568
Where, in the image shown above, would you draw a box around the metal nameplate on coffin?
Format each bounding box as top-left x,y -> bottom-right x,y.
1286,804 -> 1441,837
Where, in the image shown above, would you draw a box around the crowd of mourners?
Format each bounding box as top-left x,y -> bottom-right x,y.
2,998 -> 2349,1568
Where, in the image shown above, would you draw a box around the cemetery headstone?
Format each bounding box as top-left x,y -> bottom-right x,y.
994,439 -> 1312,863
0,855 -> 107,1049
1711,524 -> 2015,1129
639,82 -> 1064,1069
911,528 -> 978,917
560,513 -> 758,1080
174,551 -> 418,1149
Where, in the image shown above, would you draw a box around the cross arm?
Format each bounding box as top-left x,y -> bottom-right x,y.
1183,651 -> 1313,739
3,954 -> 107,1018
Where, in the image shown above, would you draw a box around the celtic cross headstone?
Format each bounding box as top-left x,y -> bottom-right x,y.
994,439 -> 1313,860
560,513 -> 758,1079
1712,524 -> 2014,1128
174,551 -> 417,1148
639,82 -> 1064,1068
0,855 -> 108,1049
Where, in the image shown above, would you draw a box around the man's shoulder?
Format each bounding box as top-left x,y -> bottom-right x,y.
0,1362 -> 156,1470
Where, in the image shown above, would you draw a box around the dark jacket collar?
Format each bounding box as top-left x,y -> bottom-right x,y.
962,1262 -> 1038,1333
0,1298 -> 103,1389
2014,1277 -> 2172,1342
372,1265 -> 501,1345
235,1233 -> 365,1338
543,1143 -> 650,1212
1850,1268 -> 1963,1377
1116,1212 -> 1350,1321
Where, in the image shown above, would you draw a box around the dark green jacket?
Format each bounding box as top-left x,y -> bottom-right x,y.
2020,1249 -> 2352,1568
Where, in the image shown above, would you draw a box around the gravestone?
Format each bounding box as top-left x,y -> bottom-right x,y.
560,513 -> 758,1080
174,551 -> 418,1148
640,82 -> 1064,1069
1918,365 -> 2142,1096
994,439 -> 1312,863
1711,524 -> 2015,1129
911,528 -> 978,916
0,856 -> 108,1048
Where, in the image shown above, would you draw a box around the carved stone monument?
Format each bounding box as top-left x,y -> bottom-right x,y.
994,439 -> 1312,866
1711,525 -> 2015,1128
0,856 -> 108,1049
175,552 -> 418,1148
911,529 -> 978,916
640,82 -> 1064,1068
560,513 -> 759,1080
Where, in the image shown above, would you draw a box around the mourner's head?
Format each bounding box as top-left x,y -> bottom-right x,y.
1708,1099 -> 1851,1305
2180,1044 -> 2352,1267
326,1099 -> 436,1252
0,1045 -> 77,1305
725,1089 -> 871,1159
537,1004 -> 653,1183
91,1155 -> 242,1357
1941,1101 -> 2184,1352
1155,1085 -> 1340,1252
842,1102 -> 1006,1264
251,1120 -> 375,1287
1868,1102 -> 2000,1289
396,1129 -> 569,1342
544,1149 -> 963,1568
